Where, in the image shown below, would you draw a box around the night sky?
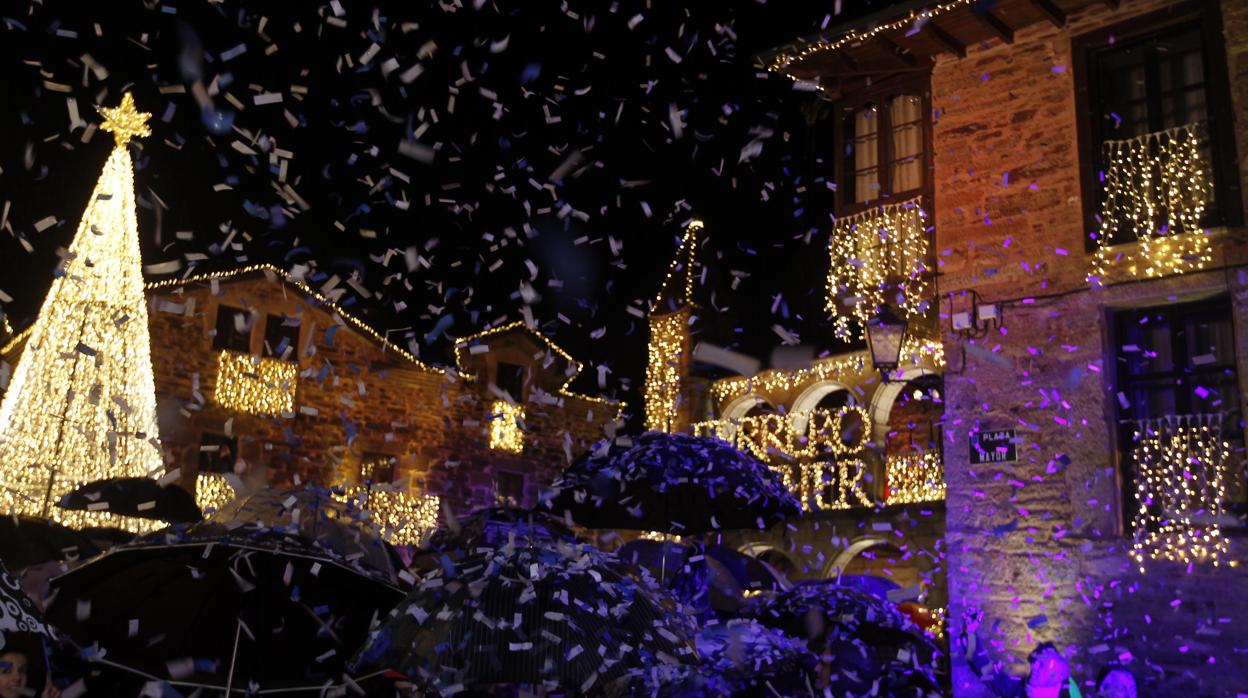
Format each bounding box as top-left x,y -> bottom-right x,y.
0,0 -> 889,424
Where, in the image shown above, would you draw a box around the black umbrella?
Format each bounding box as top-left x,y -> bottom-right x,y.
47,520 -> 406,695
0,516 -> 99,570
353,539 -> 699,696
541,432 -> 801,534
744,580 -> 946,695
58,477 -> 202,524
208,486 -> 405,585
617,539 -> 788,615
654,619 -> 818,697
411,506 -> 581,576
1,560 -> 56,697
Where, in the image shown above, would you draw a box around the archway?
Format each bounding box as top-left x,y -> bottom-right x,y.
826,537 -> 924,600
867,368 -> 936,445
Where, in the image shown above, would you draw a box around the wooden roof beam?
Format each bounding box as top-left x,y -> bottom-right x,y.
1029,0 -> 1067,28
925,20 -> 967,59
973,8 -> 1015,45
1102,0 -> 1119,9
876,34 -> 919,67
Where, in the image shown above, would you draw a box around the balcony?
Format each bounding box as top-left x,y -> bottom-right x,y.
1129,414 -> 1238,569
213,350 -> 298,416
1090,122 -> 1214,281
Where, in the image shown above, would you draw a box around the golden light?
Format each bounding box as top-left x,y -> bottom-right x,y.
644,310 -> 690,433
339,485 -> 440,546
195,472 -> 238,514
488,400 -> 525,453
886,451 -> 946,504
0,93 -> 165,532
214,350 -> 298,416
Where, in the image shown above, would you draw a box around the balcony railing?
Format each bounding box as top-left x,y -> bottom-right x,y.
214,350 -> 298,416
1129,414 -> 1238,569
1091,122 -> 1213,281
826,195 -> 933,340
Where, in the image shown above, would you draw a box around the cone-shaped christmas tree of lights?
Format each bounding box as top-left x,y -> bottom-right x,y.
0,93 -> 165,531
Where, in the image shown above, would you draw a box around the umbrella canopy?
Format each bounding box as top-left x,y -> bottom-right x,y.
1,560 -> 51,645
744,581 -> 945,695
207,486 -> 403,585
411,506 -> 580,576
46,521 -> 406,695
58,477 -> 202,524
542,432 -> 800,534
0,516 -> 100,571
617,540 -> 788,614
354,539 -> 698,696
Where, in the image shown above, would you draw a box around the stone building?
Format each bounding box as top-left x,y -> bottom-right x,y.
758,0 -> 1248,695
1,265 -> 619,542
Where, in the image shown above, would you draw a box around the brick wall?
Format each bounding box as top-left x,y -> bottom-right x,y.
933,0 -> 1248,695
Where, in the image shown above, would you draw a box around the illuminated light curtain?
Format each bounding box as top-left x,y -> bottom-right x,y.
213,350 -> 298,416
889,94 -> 924,193
885,451 -> 946,504
853,106 -> 880,204
338,485 -> 440,546
826,196 -> 931,340
195,472 -> 238,514
1130,413 -> 1234,570
488,400 -> 525,453
0,94 -> 165,532
644,310 -> 689,433
1090,122 -> 1213,282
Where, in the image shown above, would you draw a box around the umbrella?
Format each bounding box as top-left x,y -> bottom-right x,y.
0,516 -> 99,571
208,486 -> 404,584
58,477 -> 202,524
617,540 -> 788,615
542,432 -> 801,534
411,506 -> 580,576
744,581 -> 945,695
353,539 -> 699,696
1,560 -> 56,697
46,493 -> 408,694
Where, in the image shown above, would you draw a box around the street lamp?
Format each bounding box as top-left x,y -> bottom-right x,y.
866,304 -> 908,381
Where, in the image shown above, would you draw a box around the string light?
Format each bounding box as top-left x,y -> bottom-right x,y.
693,405 -> 873,511
1090,123 -> 1213,282
147,264 -> 436,371
452,320 -> 623,414
709,335 -> 944,406
645,310 -> 691,433
827,196 -> 931,341
0,94 -> 165,532
488,400 -> 525,453
1130,414 -> 1234,571
341,485 -> 440,546
763,0 -> 980,79
213,350 -> 298,416
885,451 -> 945,504
195,471 -> 238,514
651,219 -> 703,310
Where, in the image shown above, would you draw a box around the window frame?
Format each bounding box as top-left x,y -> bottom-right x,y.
1073,0 -> 1243,252
831,74 -> 934,215
262,313 -> 301,360
212,304 -> 253,353
1109,295 -> 1245,532
494,361 -> 528,403
198,432 -> 239,475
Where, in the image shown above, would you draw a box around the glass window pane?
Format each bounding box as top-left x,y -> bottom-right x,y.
854,106 -> 880,203
1121,317 -> 1175,375
889,94 -> 924,193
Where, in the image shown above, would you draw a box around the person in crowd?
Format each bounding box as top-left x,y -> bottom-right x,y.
0,642 -> 59,698
1095,664 -> 1138,698
960,612 -> 1081,697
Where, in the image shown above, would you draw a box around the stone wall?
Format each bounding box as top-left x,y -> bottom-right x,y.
933,0 -> 1248,695
143,273 -> 616,516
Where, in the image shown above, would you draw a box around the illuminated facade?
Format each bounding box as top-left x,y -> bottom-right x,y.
765,0 -> 1248,694
3,268 -> 618,543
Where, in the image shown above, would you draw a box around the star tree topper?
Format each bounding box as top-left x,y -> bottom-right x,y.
99,92 -> 151,146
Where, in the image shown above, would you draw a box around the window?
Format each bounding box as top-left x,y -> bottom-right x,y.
834,81 -> 930,209
360,454 -> 396,485
198,432 -> 238,474
495,361 -> 527,402
1112,297 -> 1245,528
496,470 -> 525,506
1075,3 -> 1242,248
213,305 -> 253,352
263,314 -> 301,360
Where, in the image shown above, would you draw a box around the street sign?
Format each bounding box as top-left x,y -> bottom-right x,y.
969,429 -> 1017,464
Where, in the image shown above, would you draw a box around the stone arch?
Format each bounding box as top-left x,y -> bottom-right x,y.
737,542 -> 796,582
722,394 -> 771,420
791,380 -> 851,432
825,536 -> 891,578
868,368 -> 937,445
